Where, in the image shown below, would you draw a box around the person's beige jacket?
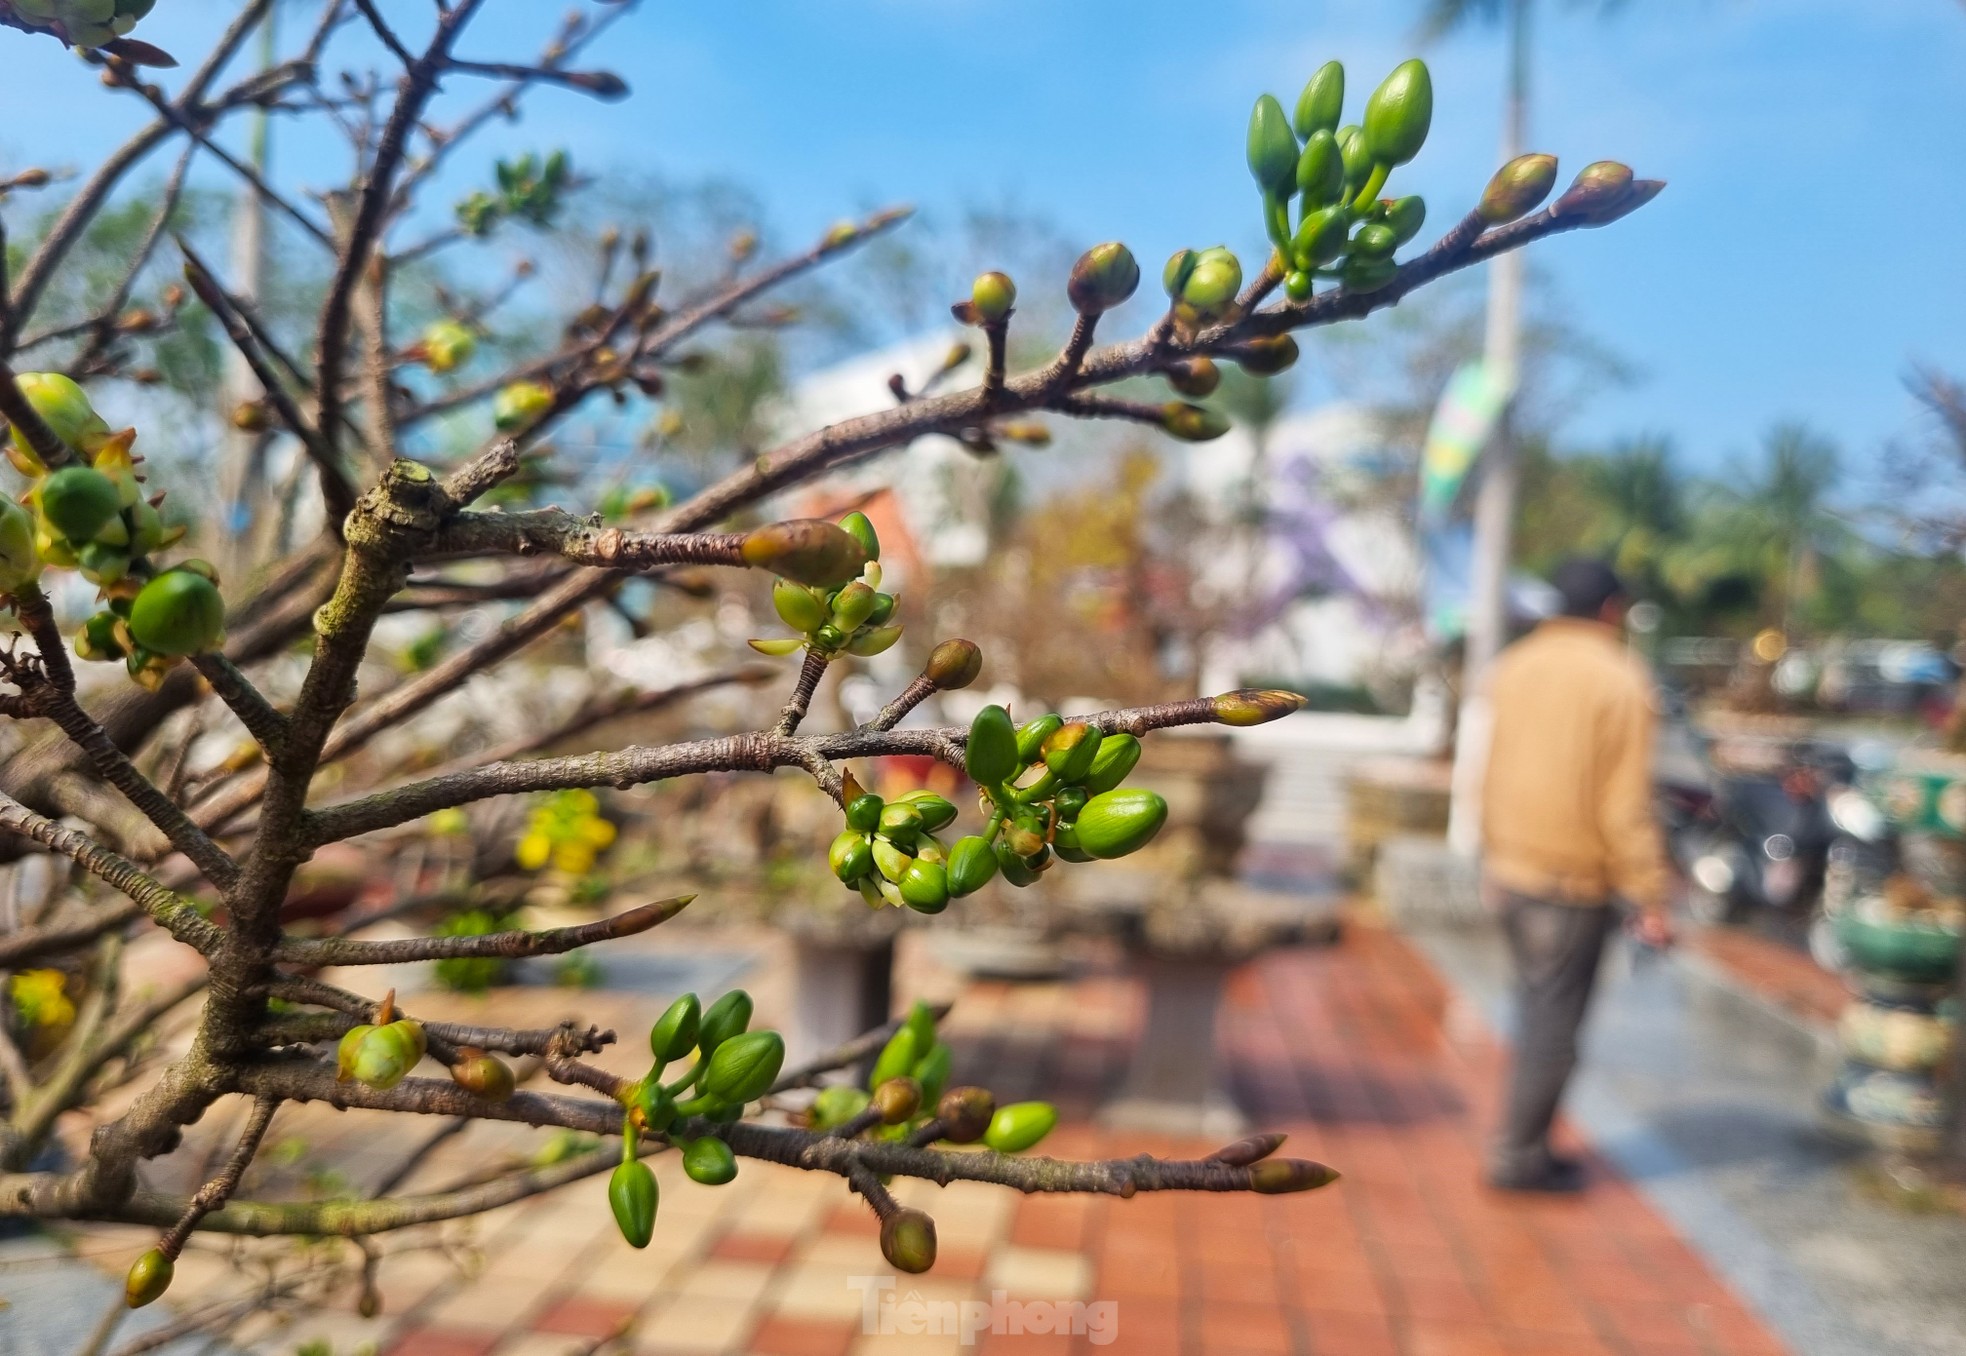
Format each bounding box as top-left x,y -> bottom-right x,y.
1479,617 -> 1669,913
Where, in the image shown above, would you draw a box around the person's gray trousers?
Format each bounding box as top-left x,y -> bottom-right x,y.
1491,886 -> 1619,1175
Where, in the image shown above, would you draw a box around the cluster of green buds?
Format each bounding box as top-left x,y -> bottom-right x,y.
828,785 -> 964,914
749,511 -> 899,661
2,0 -> 155,51
959,705 -> 1168,888
605,989 -> 782,1248
335,991 -> 427,1092
514,788 -> 618,875
456,150 -> 572,236
1,373 -> 225,688
1246,58 -> 1435,300
804,1003 -> 1058,1272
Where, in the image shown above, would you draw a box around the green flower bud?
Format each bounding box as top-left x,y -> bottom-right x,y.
813,623 -> 848,651
703,1029 -> 784,1104
1233,335 -> 1300,377
1351,222 -> 1398,259
449,1049 -> 516,1100
1295,129 -> 1344,207
872,1076 -> 922,1123
682,1136 -> 738,1186
336,1017 -> 426,1091
1479,153 -> 1559,225
37,466 -> 121,544
1165,356 -> 1221,398
1291,205 -> 1349,271
73,610 -> 123,662
937,1086 -> 996,1143
1340,256 -> 1399,293
1002,716 -> 1057,768
1384,196 -> 1426,246
697,990 -> 753,1056
984,1101 -> 1058,1153
965,704 -> 1020,786
1162,248 -> 1200,300
866,592 -> 897,627
872,836 -> 915,884
492,379 -> 554,431
879,801 -> 923,839
1041,722 -> 1102,784
897,790 -> 958,833
993,838 -> 1042,887
1067,241 -> 1141,315
970,271 -> 1016,323
125,1248 -> 173,1308
831,580 -> 878,630
1294,58 -> 1345,138
869,1026 -> 921,1092
1211,688 -> 1309,726
946,835 -> 999,896
902,1000 -> 938,1052
900,859 -> 950,914
422,319 -> 477,374
772,579 -> 829,633
741,520 -> 870,588
1055,786 -> 1089,820
1249,1158 -> 1341,1193
881,1208 -> 938,1274
830,829 -> 874,884
1161,402 -> 1232,443
1246,93 -> 1300,196
609,1159 -> 658,1247
809,1085 -> 871,1130
0,494 -> 40,592
846,624 -> 903,657
913,1040 -> 953,1107
1003,817 -> 1046,860
128,570 -> 225,657
924,638 -> 982,689
649,992 -> 702,1062
1083,732 -> 1142,795
1550,160 -> 1633,220
1179,248 -> 1242,316
12,372 -> 111,466
1363,58 -> 1432,167
78,541 -> 131,587
1284,269 -> 1313,301
837,510 -> 881,562
1051,821 -> 1093,863
1336,125 -> 1371,190
846,794 -> 884,832
1073,788 -> 1169,860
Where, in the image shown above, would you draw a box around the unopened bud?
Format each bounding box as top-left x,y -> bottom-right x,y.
1248,1158 -> 1341,1194
740,519 -> 870,588
969,271 -> 1016,323
7,168 -> 51,190
1165,356 -> 1221,399
924,638 -> 983,690
1207,1132 -> 1288,1166
1362,58 -> 1432,167
566,69 -> 629,99
936,1086 -> 996,1143
880,1208 -> 938,1274
1550,161 -> 1633,220
1067,241 -> 1140,316
1232,334 -> 1299,377
1210,689 -> 1307,727
449,1048 -> 516,1101
230,401 -> 270,432
125,1248 -> 173,1308
1478,153 -> 1559,225
1246,93 -> 1300,196
1161,402 -> 1231,443
872,1076 -> 922,1124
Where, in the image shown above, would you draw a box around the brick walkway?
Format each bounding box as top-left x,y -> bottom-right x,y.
73,923 -> 1792,1356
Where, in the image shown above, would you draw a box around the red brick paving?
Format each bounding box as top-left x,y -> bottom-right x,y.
1689,923 -> 1847,1026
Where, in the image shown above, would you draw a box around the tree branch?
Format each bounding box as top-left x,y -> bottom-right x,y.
272,893 -> 691,966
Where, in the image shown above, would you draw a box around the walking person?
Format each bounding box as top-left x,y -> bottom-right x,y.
1478,558 -> 1676,1192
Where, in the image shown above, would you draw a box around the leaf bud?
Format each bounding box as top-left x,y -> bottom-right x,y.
1363,58 -> 1432,166
924,638 -> 982,690
1232,334 -> 1300,377
1160,402 -> 1231,443
1248,1158 -> 1341,1193
1165,356 -> 1221,398
1246,93 -> 1300,196
937,1086 -> 996,1142
125,1248 -> 173,1308
1207,1132 -> 1289,1166
969,272 -> 1016,323
1476,153 -> 1558,225
449,1048 -> 515,1100
740,519 -> 870,587
1067,241 -> 1141,315
1550,160 -> 1633,220
880,1208 -> 938,1274
1211,688 -> 1309,726
872,1076 -> 923,1124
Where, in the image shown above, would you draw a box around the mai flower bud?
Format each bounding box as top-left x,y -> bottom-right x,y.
872,1076 -> 923,1123
125,1248 -> 173,1308
702,1029 -> 785,1105
1384,195 -> 1426,246
1162,248 -> 1200,300
937,1086 -> 996,1142
1210,688 -> 1309,726
1550,160 -> 1634,220
1249,1158 -> 1342,1193
881,1208 -> 938,1274
1295,129 -> 1344,208
1067,241 -> 1141,315
0,494 -> 42,592
492,379 -> 554,430
1233,335 -> 1299,377
831,580 -> 879,630
772,578 -> 829,633
1478,153 -> 1559,225
924,638 -> 983,689
449,1048 -> 515,1101
1246,93 -> 1300,196
1160,402 -> 1231,443
740,519 -> 870,588
837,509 -> 881,561
1293,204 -> 1349,270
1363,58 -> 1432,167
969,271 -> 1016,323
38,465 -> 121,544
682,1136 -> 738,1186
984,1100 -> 1058,1153
1072,788 -> 1169,859
1178,247 -> 1242,316
1294,60 -> 1345,138
1164,357 -> 1221,399
127,570 -> 225,657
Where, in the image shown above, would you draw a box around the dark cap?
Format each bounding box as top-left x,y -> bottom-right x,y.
1551,557 -> 1628,619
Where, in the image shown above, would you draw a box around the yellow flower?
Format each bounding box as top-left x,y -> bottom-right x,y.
11,970 -> 75,1030
515,832 -> 552,871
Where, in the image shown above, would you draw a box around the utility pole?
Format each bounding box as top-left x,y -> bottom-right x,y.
1447,0 -> 1530,854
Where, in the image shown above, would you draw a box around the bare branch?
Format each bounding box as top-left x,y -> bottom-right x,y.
188,653 -> 288,758
272,893 -> 692,966
427,510 -> 747,571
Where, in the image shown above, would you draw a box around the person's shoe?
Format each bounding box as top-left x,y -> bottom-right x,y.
1485,1157 -> 1587,1194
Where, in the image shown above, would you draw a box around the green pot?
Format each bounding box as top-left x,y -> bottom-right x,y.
1835,913 -> 1960,984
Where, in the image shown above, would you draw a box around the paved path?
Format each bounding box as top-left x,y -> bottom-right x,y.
24,922 -> 1812,1356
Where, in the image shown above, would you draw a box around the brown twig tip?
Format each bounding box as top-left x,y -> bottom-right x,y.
1247,1159 -> 1340,1194
1209,689 -> 1307,727
1206,1132 -> 1287,1167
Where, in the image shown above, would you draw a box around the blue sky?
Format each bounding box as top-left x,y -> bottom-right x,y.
5,0 -> 1964,483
